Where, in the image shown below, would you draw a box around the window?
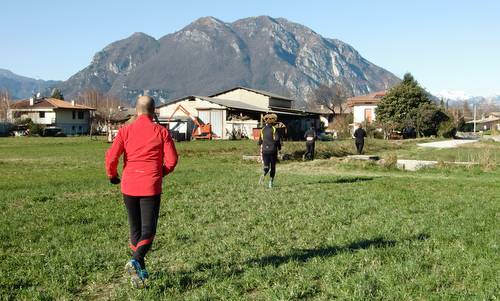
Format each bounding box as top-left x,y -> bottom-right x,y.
77,111 -> 84,119
72,110 -> 76,119
364,109 -> 373,123
72,125 -> 75,131
39,112 -> 45,118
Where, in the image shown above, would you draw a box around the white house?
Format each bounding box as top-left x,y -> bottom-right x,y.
157,86 -> 320,140
346,91 -> 386,124
8,97 -> 95,135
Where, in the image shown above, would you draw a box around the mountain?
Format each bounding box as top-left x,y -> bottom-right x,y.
63,32 -> 160,101
0,69 -> 62,99
436,90 -> 500,106
5,16 -> 400,106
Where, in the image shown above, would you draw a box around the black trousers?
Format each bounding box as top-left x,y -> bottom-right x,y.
355,141 -> 364,155
123,194 -> 161,269
262,152 -> 277,178
305,143 -> 315,160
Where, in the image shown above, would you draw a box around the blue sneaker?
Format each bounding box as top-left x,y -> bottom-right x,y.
125,259 -> 146,288
139,269 -> 149,280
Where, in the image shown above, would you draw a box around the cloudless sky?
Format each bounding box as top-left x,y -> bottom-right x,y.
1,0 -> 499,96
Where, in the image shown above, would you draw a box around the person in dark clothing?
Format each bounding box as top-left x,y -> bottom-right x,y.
258,114 -> 282,188
353,123 -> 367,155
304,126 -> 317,160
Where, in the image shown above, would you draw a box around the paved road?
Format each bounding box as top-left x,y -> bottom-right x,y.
417,139 -> 478,148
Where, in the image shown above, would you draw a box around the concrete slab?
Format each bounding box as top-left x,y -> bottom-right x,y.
396,159 -> 438,171
417,139 -> 478,148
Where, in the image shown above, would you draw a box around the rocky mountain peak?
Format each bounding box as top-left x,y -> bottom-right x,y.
56,16 -> 399,104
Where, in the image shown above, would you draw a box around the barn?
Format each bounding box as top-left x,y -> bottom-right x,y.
156,87 -> 320,140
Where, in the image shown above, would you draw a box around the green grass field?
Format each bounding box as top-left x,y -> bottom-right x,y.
0,137 -> 499,300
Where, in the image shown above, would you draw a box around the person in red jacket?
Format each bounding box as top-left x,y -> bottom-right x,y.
105,95 -> 178,288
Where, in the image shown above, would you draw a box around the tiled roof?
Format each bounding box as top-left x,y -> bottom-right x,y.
347,91 -> 387,107
10,98 -> 95,110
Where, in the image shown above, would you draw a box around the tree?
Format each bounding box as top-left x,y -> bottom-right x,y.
376,73 -> 434,136
75,90 -> 124,133
0,90 -> 10,121
51,88 -> 64,100
310,83 -> 352,116
415,103 -> 449,137
462,100 -> 472,118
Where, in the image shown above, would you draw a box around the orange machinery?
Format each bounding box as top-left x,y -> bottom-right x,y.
167,104 -> 213,140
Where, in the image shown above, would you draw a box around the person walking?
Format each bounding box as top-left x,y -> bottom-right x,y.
304,125 -> 317,160
105,96 -> 178,288
258,114 -> 282,188
353,123 -> 367,155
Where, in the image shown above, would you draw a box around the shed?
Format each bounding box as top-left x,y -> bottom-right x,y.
157,87 -> 320,140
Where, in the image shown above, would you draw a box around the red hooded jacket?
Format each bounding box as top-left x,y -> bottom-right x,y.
105,115 -> 178,196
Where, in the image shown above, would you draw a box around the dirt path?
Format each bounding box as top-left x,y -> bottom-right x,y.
417,139 -> 478,148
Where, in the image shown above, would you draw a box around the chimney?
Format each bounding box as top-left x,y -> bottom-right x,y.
29,96 -> 34,106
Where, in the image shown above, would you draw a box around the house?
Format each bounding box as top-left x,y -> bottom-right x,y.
308,104 -> 353,129
157,87 -> 320,140
466,113 -> 500,131
8,97 -> 95,135
346,91 -> 387,124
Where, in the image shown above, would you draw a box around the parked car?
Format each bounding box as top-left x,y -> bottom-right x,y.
42,127 -> 66,137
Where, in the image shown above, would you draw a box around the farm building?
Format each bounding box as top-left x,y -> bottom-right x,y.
8,97 -> 95,135
346,91 -> 386,125
157,87 -> 320,140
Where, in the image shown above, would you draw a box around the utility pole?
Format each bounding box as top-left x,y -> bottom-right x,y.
473,104 -> 477,133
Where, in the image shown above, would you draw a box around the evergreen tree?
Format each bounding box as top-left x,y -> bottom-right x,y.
51,88 -> 64,100
376,73 -> 434,136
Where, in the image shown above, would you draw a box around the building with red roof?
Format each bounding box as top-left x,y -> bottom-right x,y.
8,97 -> 95,135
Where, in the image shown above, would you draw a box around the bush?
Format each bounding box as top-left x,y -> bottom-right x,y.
380,153 -> 398,168
438,119 -> 457,138
362,121 -> 377,138
330,114 -> 353,138
373,129 -> 384,139
28,123 -> 44,136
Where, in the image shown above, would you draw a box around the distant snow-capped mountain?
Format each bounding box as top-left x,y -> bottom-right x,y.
435,90 -> 500,105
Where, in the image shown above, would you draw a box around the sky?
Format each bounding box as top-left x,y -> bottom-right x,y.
1,0 -> 499,96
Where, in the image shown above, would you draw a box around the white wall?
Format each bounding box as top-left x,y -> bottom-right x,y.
158,98 -> 225,118
353,105 -> 378,124
54,109 -> 91,134
19,110 -> 56,125
158,98 -> 228,139
225,120 -> 259,140
213,89 -> 269,109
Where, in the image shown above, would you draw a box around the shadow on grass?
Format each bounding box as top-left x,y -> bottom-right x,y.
154,233 -> 429,293
297,176 -> 374,186
246,233 -> 429,267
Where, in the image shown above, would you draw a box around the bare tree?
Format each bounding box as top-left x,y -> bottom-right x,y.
75,89 -> 125,133
0,90 -> 10,122
310,83 -> 352,116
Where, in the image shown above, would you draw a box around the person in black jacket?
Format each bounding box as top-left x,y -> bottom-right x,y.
258,114 -> 282,188
304,125 -> 317,160
353,123 -> 367,155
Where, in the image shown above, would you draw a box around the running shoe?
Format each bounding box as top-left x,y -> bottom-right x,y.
258,174 -> 265,185
125,259 -> 145,288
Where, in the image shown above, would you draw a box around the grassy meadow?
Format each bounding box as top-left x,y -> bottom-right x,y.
0,137 -> 499,300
